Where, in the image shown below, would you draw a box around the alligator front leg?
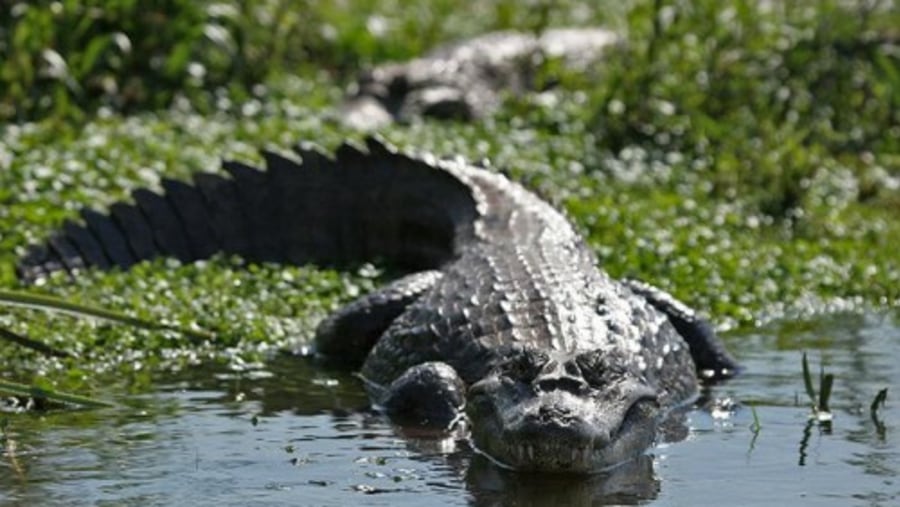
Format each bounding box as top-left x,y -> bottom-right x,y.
621,278 -> 740,380
379,361 -> 466,429
314,270 -> 443,368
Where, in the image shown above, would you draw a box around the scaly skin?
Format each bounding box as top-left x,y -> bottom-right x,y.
17,137 -> 737,473
354,159 -> 710,471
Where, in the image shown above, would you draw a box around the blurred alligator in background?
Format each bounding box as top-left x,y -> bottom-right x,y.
341,28 -> 621,129
17,137 -> 737,472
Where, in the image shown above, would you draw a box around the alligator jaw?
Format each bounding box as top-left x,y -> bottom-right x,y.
467,376 -> 661,473
475,441 -> 600,473
469,409 -> 659,473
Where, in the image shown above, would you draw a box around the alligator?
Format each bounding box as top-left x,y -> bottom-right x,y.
341,28 -> 621,129
17,137 -> 738,473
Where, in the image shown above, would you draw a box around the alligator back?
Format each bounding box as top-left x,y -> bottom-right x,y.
16,138 -> 481,282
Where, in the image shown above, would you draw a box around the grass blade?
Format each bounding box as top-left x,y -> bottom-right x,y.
801,352 -> 816,404
749,404 -> 761,434
871,388 -> 888,414
0,289 -> 215,342
0,326 -> 70,358
0,379 -> 113,408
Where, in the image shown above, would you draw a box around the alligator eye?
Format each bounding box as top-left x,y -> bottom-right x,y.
499,352 -> 546,382
575,350 -> 626,387
576,354 -> 604,386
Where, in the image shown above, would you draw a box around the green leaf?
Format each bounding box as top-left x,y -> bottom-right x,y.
76,35 -> 110,80
0,289 -> 215,342
801,352 -> 816,405
0,379 -> 113,408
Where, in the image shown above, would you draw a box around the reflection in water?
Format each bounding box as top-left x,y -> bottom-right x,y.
798,418 -> 833,467
394,426 -> 663,506
466,454 -> 659,506
870,389 -> 888,439
255,354 -> 677,505
199,354 -> 673,505
169,353 -> 373,417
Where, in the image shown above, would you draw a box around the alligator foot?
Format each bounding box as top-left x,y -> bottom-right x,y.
621,278 -> 740,380
382,361 -> 466,430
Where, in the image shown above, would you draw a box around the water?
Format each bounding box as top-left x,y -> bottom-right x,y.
2,313 -> 898,506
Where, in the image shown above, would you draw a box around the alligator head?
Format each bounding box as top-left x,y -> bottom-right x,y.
466,347 -> 661,473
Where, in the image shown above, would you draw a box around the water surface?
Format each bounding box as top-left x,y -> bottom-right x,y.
2,313 -> 897,506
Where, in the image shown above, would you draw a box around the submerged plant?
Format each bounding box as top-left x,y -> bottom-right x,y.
802,352 -> 834,422
870,388 -> 888,437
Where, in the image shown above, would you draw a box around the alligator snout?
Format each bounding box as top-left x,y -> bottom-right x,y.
535,374 -> 588,394
533,357 -> 590,394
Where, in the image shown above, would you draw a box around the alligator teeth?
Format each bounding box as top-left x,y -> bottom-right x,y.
570,447 -> 589,467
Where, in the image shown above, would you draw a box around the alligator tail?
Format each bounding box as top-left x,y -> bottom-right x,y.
16,137 -> 479,283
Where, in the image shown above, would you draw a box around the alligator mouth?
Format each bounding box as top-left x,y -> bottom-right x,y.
473,436 -> 620,474
471,397 -> 660,473
492,442 -> 599,472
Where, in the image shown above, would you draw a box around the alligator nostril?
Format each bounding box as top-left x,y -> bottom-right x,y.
536,376 -> 587,393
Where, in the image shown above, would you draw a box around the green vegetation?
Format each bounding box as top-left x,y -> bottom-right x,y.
801,352 -> 834,421
0,0 -> 624,121
0,378 -> 113,408
1,0 -> 898,397
749,404 -> 761,434
0,288 -> 213,341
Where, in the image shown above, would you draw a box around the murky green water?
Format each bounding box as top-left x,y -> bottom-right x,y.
2,313 -> 897,506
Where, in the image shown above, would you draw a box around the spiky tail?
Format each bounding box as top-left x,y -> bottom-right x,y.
17,138 -> 480,283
